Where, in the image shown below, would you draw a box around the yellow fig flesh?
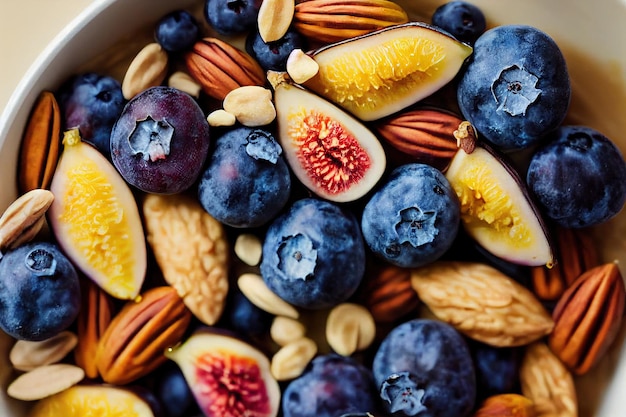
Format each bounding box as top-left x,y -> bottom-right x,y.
48,129 -> 147,300
304,22 -> 473,121
273,79 -> 386,202
445,146 -> 554,267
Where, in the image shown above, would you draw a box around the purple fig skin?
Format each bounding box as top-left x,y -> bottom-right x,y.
110,86 -> 210,194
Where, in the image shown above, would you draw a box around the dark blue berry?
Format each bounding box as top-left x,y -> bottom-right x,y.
155,10 -> 200,53
225,288 -> 274,337
245,27 -> 307,72
204,0 -> 262,36
431,1 -> 486,44
469,340 -> 523,401
154,362 -> 197,417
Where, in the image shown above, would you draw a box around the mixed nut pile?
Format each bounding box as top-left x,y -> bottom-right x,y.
1,0 -> 626,416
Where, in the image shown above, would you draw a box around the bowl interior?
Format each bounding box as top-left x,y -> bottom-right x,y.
0,0 -> 625,416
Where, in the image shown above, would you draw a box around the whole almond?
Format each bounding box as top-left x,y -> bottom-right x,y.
7,364 -> 84,401
520,342 -> 577,417
549,262 -> 625,375
293,0 -> 409,44
411,261 -> 554,347
0,189 -> 54,255
95,286 -> 192,385
17,91 -> 61,193
10,331 -> 78,372
122,42 -> 169,99
185,37 -> 266,101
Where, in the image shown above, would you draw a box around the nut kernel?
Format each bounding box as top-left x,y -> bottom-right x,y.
0,189 -> 54,255
207,109 -> 236,127
270,316 -> 307,346
270,337 -> 317,381
168,71 -> 202,98
234,233 -> 263,266
7,364 -> 85,401
286,49 -> 319,84
237,273 -> 299,319
223,86 -> 276,127
258,0 -> 295,43
9,331 -> 78,372
325,303 -> 376,356
122,42 -> 169,99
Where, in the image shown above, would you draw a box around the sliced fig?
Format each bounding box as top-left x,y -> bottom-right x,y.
444,145 -> 554,267
272,74 -> 386,202
48,129 -> 147,300
165,328 -> 280,417
303,22 -> 473,121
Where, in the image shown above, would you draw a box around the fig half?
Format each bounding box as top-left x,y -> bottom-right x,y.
303,22 -> 473,121
272,74 -> 386,202
444,145 -> 554,267
165,328 -> 280,417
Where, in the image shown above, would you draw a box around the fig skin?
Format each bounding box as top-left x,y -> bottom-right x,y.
110,86 -> 210,194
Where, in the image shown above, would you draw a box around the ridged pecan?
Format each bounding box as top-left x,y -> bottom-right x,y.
362,264 -> 420,323
549,262 -> 625,375
95,286 -> 192,385
184,37 -> 266,101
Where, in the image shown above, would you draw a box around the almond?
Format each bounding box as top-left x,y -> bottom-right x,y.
375,108 -> 473,171
410,261 -> 554,347
531,226 -> 599,301
184,37 -> 266,101
293,0 -> 409,44
0,189 -> 54,255
95,286 -> 192,385
472,394 -> 535,417
17,91 -> 61,193
361,264 -> 419,323
548,262 -> 625,375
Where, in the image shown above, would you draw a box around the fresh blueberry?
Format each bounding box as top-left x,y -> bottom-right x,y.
469,340 -> 523,401
372,318 -> 476,417
0,242 -> 81,341
154,362 -> 198,417
526,125 -> 626,228
260,198 -> 366,309
457,25 -> 571,150
361,163 -> 460,268
58,72 -> 125,157
431,1 -> 486,44
245,27 -> 308,72
282,354 -> 380,417
204,0 -> 262,36
155,10 -> 200,53
198,127 -> 291,228
225,287 -> 274,337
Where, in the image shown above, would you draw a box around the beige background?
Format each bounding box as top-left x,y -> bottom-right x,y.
0,0 -> 91,117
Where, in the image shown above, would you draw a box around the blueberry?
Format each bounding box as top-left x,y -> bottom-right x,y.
154,362 -> 197,417
58,72 -> 125,157
282,354 -> 380,417
372,319 -> 476,417
457,25 -> 571,150
526,125 -> 626,228
361,163 -> 460,268
198,127 -> 291,228
260,198 -> 366,309
245,27 -> 307,72
0,242 -> 81,341
155,10 -> 200,53
431,1 -> 486,44
225,287 -> 274,337
204,0 -> 262,36
469,340 -> 523,401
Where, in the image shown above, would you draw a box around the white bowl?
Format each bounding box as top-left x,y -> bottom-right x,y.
1,0 -> 625,416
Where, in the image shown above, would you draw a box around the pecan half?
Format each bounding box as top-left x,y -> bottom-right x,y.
95,286 -> 192,385
472,394 -> 535,417
361,264 -> 420,323
548,262 -> 625,375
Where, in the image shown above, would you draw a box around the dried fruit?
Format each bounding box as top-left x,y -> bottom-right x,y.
519,342 -> 577,417
7,364 -> 84,401
303,22 -> 472,121
185,37 -> 266,101
549,262 -> 625,375
27,384 -> 158,417
445,145 -> 554,267
17,91 -> 61,193
9,331 -> 78,372
325,303 -> 376,356
362,264 -> 420,323
121,42 -> 169,99
48,129 -> 147,300
531,226 -> 599,301
165,328 -> 281,417
271,73 -> 386,202
472,393 -> 535,417
293,0 -> 409,44
143,193 -> 229,326
374,108 -> 474,171
410,261 -> 554,347
95,286 -> 192,385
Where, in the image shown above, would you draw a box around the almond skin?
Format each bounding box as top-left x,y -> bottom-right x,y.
549,262 -> 625,375
472,394 -> 536,417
